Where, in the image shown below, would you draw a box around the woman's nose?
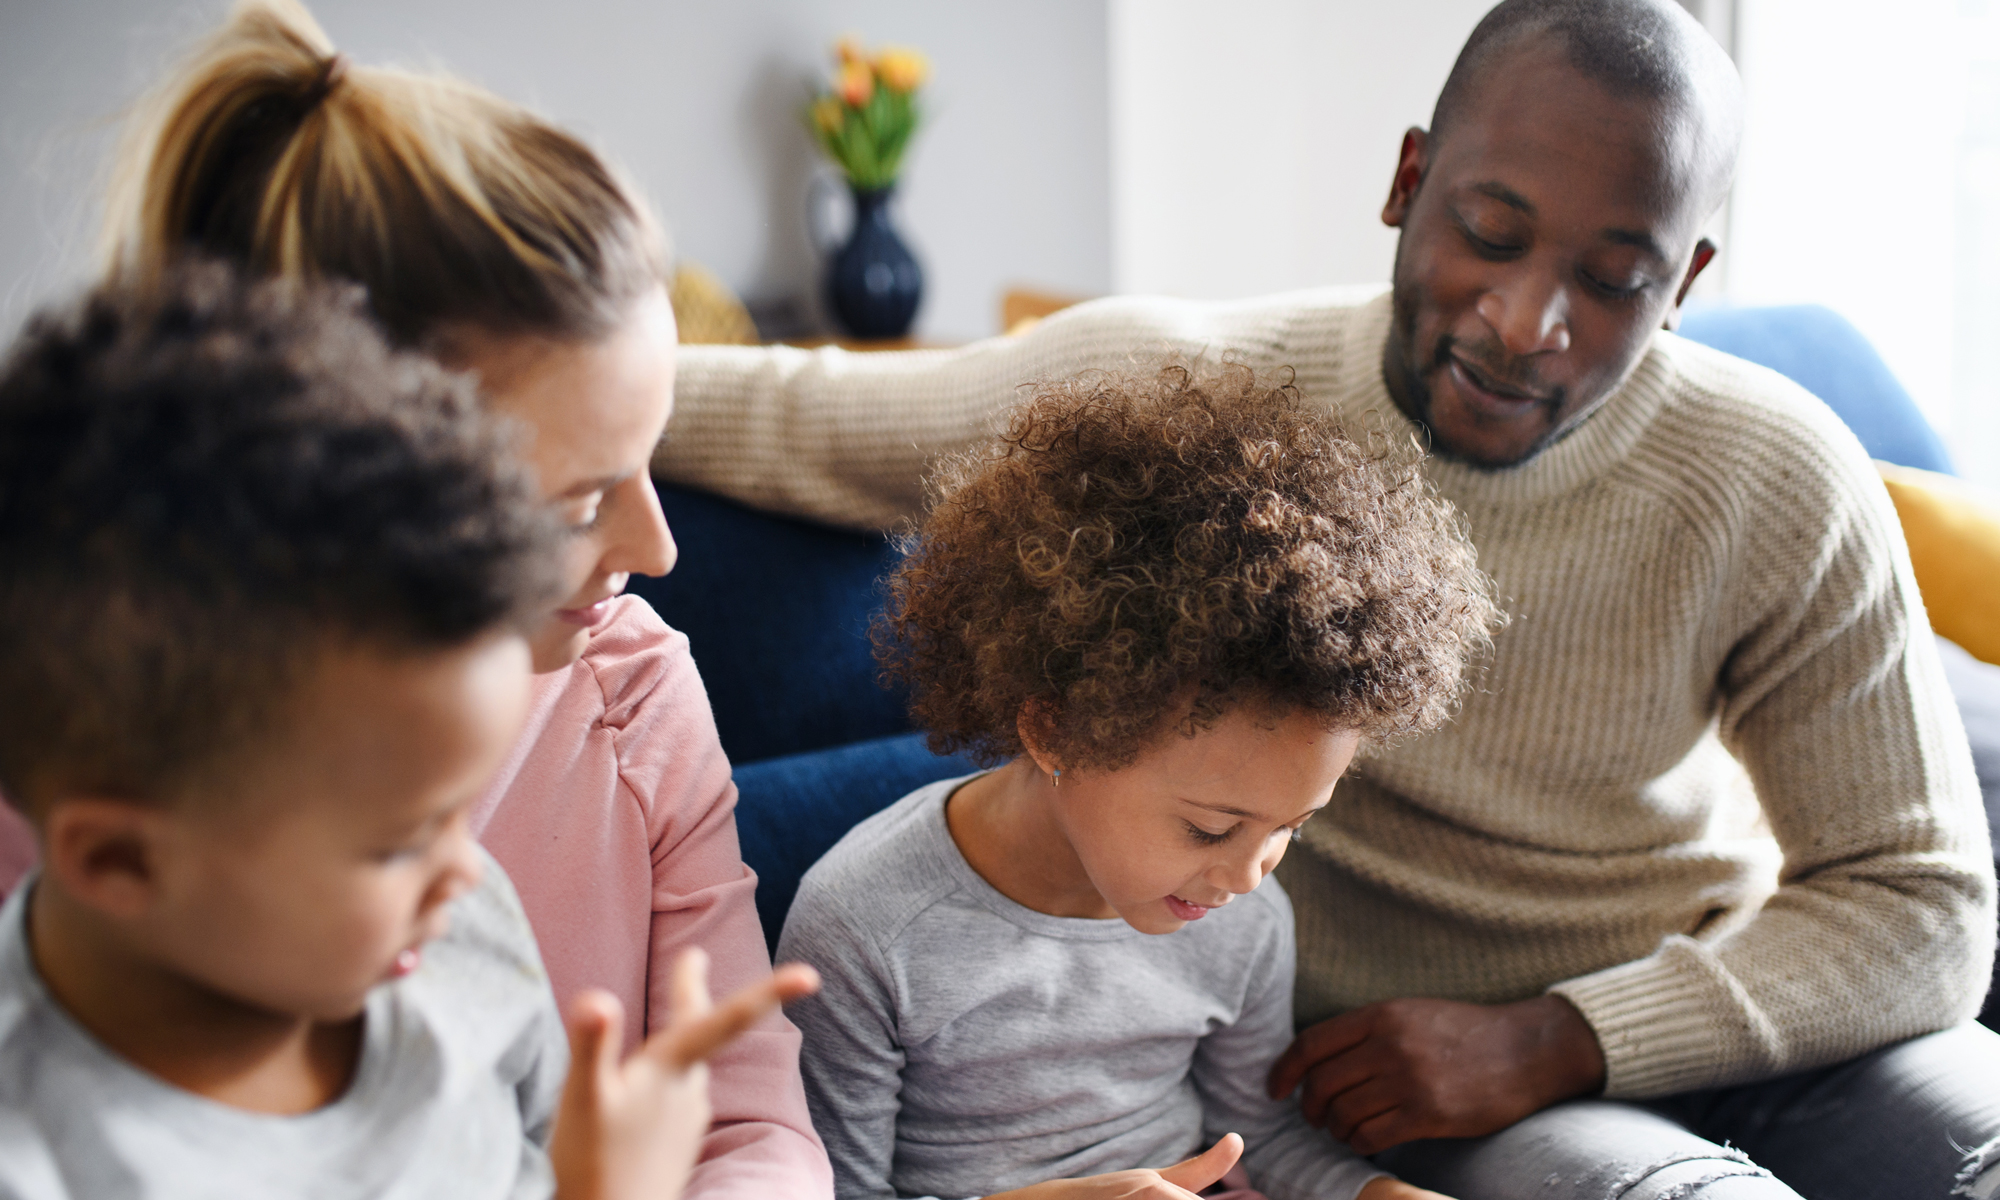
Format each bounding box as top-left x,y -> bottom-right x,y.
608,473 -> 677,579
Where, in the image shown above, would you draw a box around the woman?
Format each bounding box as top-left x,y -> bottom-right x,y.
2,2 -> 831,1195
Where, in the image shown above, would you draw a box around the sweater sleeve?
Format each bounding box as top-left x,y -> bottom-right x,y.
654,290 -> 1369,533
777,884 -> 957,1200
1192,886 -> 1388,1200
599,617 -> 834,1200
1550,400 -> 1996,1098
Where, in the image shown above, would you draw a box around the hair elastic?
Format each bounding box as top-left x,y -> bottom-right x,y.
301,53 -> 349,110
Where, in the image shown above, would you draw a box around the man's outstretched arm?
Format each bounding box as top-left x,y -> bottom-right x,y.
655,287 -> 1384,531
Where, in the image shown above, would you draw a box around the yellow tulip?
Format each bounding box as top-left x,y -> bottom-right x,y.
875,46 -> 929,94
835,36 -> 864,66
812,96 -> 845,135
836,59 -> 874,107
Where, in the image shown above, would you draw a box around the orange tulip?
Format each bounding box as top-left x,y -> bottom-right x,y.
836,59 -> 874,107
875,46 -> 929,94
835,36 -> 864,66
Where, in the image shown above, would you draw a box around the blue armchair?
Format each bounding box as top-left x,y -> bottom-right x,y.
629,306 -> 2000,1027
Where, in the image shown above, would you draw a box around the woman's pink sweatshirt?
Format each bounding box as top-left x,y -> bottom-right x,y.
0,596 -> 832,1200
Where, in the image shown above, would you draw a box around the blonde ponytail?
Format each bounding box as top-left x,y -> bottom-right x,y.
104,0 -> 664,347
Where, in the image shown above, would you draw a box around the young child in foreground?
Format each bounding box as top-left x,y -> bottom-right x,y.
779,365 -> 1499,1200
0,265 -> 814,1200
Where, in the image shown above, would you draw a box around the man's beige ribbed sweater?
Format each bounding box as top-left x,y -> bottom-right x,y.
657,286 -> 1994,1099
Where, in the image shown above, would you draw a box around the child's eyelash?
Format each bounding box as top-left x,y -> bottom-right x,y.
1184,821 -> 1233,846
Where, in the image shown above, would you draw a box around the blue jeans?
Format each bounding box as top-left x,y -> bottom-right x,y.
1371,1024 -> 2000,1199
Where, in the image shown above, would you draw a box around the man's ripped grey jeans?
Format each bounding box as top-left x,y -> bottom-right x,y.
1370,1023 -> 2000,1199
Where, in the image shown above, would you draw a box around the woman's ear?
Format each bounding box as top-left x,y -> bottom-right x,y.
39,798 -> 169,921
1014,701 -> 1062,780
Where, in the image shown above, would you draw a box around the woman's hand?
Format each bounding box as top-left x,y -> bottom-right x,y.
985,1133 -> 1244,1200
1357,1179 -> 1460,1200
550,949 -> 820,1200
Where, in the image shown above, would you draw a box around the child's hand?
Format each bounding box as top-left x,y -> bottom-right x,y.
1357,1179 -> 1459,1200
549,949 -> 820,1200
986,1132 -> 1243,1200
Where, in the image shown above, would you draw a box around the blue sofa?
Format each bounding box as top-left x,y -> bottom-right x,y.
628,305 -> 2000,1026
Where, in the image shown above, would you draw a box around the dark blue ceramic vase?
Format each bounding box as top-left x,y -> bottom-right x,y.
826,185 -> 922,339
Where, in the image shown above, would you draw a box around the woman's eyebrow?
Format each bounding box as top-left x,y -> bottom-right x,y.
552,470 -> 633,500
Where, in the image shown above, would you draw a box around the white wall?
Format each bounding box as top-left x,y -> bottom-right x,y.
1105,0 -> 1739,303
1726,0 -> 1964,437
0,0 -> 1112,342
1107,0 -> 1496,300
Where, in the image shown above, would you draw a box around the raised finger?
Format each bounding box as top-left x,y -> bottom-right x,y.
562,989 -> 624,1108
668,946 -> 713,1026
660,964 -> 820,1071
1155,1131 -> 1243,1194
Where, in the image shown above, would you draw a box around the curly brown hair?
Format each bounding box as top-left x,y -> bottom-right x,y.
0,261 -> 562,810
875,361 -> 1501,771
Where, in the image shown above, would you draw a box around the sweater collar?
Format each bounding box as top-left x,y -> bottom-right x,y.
1340,290 -> 1679,505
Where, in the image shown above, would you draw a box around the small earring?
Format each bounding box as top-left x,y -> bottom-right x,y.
1051,767 -> 1061,789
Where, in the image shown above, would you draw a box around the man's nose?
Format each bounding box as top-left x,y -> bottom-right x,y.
1477,271 -> 1572,358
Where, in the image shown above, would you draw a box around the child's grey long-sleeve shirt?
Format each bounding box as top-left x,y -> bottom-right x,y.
0,849 -> 566,1200
777,775 -> 1387,1200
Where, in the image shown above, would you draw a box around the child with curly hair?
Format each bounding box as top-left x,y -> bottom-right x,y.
777,364 -> 1501,1200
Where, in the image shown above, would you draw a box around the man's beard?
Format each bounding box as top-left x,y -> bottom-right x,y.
1383,276 -> 1575,472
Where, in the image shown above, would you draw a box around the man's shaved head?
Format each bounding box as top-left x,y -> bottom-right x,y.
1376,0 -> 1747,468
1433,0 -> 1743,205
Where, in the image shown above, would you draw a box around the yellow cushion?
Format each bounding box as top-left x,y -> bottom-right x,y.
1878,462 -> 2000,666
668,263 -> 758,346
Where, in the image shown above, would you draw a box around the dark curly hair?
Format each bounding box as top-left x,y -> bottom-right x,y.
875,362 -> 1501,771
0,261 -> 564,810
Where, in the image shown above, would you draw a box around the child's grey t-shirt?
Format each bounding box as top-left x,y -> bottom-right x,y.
777,775 -> 1387,1200
0,849 -> 567,1200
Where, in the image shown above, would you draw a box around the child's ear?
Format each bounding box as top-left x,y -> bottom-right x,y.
1014,701 -> 1061,778
40,798 -> 169,921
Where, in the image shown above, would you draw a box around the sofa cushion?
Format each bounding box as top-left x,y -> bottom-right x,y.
627,484 -> 914,764
1677,304 -> 1956,476
1882,468 -> 2000,667
733,731 -> 980,952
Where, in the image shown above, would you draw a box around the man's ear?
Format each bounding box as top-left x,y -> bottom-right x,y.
1663,238 -> 1718,331
1382,127 -> 1429,228
40,798 -> 169,922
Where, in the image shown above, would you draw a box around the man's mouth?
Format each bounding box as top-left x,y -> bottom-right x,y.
1447,354 -> 1551,411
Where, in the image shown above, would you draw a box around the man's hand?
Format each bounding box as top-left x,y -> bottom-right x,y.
550,949 -> 821,1200
1267,994 -> 1605,1154
985,1132 -> 1244,1200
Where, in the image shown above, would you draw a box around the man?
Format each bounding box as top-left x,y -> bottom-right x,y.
657,1 -> 2000,1195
